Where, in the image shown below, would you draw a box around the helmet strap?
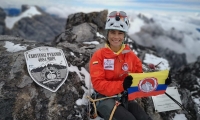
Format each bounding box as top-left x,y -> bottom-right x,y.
122,33 -> 127,44
106,30 -> 110,45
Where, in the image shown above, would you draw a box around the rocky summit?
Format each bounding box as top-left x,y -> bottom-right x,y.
0,5 -> 199,120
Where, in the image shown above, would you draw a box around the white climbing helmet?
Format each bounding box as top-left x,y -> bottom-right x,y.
105,11 -> 129,32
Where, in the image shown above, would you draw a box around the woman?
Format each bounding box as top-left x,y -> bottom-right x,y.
89,11 -> 152,120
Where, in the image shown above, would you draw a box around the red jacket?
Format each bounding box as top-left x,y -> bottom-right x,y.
89,44 -> 142,96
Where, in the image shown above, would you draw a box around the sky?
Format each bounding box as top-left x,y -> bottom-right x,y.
0,0 -> 200,18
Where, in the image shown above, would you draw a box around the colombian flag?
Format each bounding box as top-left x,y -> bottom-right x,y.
128,70 -> 169,101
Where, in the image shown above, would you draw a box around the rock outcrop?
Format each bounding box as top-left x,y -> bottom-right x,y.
0,7 -> 6,35
66,10 -> 108,36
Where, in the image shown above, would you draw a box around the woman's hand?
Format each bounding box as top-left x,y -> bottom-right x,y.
123,75 -> 133,90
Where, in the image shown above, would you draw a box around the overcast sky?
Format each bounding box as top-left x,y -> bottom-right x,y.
1,0 -> 200,16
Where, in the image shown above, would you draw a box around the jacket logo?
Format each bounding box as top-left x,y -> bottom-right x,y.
122,63 -> 128,71
138,77 -> 158,93
104,59 -> 114,70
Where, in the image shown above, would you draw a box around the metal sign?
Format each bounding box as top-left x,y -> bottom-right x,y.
152,87 -> 182,112
24,47 -> 69,92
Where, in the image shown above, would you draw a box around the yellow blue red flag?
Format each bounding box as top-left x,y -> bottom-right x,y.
128,70 -> 169,100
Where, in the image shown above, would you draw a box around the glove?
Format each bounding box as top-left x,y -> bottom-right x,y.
123,75 -> 133,90
165,71 -> 172,85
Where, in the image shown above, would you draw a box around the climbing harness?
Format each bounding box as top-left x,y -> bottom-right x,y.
87,93 -> 123,120
87,53 -> 124,120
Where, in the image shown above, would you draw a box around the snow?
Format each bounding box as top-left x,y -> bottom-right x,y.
193,97 -> 200,105
173,113 -> 187,120
83,41 -> 100,45
5,6 -> 41,29
70,52 -> 76,57
197,78 -> 200,86
68,65 -> 93,106
143,53 -> 170,70
4,41 -> 27,52
96,32 -> 105,38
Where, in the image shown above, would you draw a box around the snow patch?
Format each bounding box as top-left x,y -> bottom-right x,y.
83,41 -> 100,45
143,53 -> 170,70
4,41 -> 27,52
5,6 -> 41,29
172,113 -> 187,120
96,32 -> 105,38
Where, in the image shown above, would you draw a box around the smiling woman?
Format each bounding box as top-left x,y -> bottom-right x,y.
107,30 -> 125,52
105,11 -> 129,53
89,11 -> 153,120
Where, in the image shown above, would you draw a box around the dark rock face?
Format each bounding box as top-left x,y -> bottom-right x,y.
173,61 -> 200,120
66,10 -> 108,36
2,6 -> 66,42
5,14 -> 66,42
0,7 -> 6,35
156,47 -> 187,72
21,4 -> 30,12
0,36 -> 88,120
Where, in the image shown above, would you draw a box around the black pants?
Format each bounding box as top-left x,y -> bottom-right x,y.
97,98 -> 152,120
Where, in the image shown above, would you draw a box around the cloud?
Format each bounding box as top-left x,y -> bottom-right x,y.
45,5 -> 106,18
129,13 -> 200,63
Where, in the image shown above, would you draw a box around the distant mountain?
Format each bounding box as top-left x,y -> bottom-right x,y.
0,7 -> 6,34
196,28 -> 200,33
1,5 -> 66,42
128,13 -> 200,63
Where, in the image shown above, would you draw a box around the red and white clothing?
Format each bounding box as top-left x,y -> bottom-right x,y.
89,44 -> 142,96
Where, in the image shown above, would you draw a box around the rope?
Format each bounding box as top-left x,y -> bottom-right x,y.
109,101 -> 121,120
165,92 -> 196,120
86,94 -> 121,119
